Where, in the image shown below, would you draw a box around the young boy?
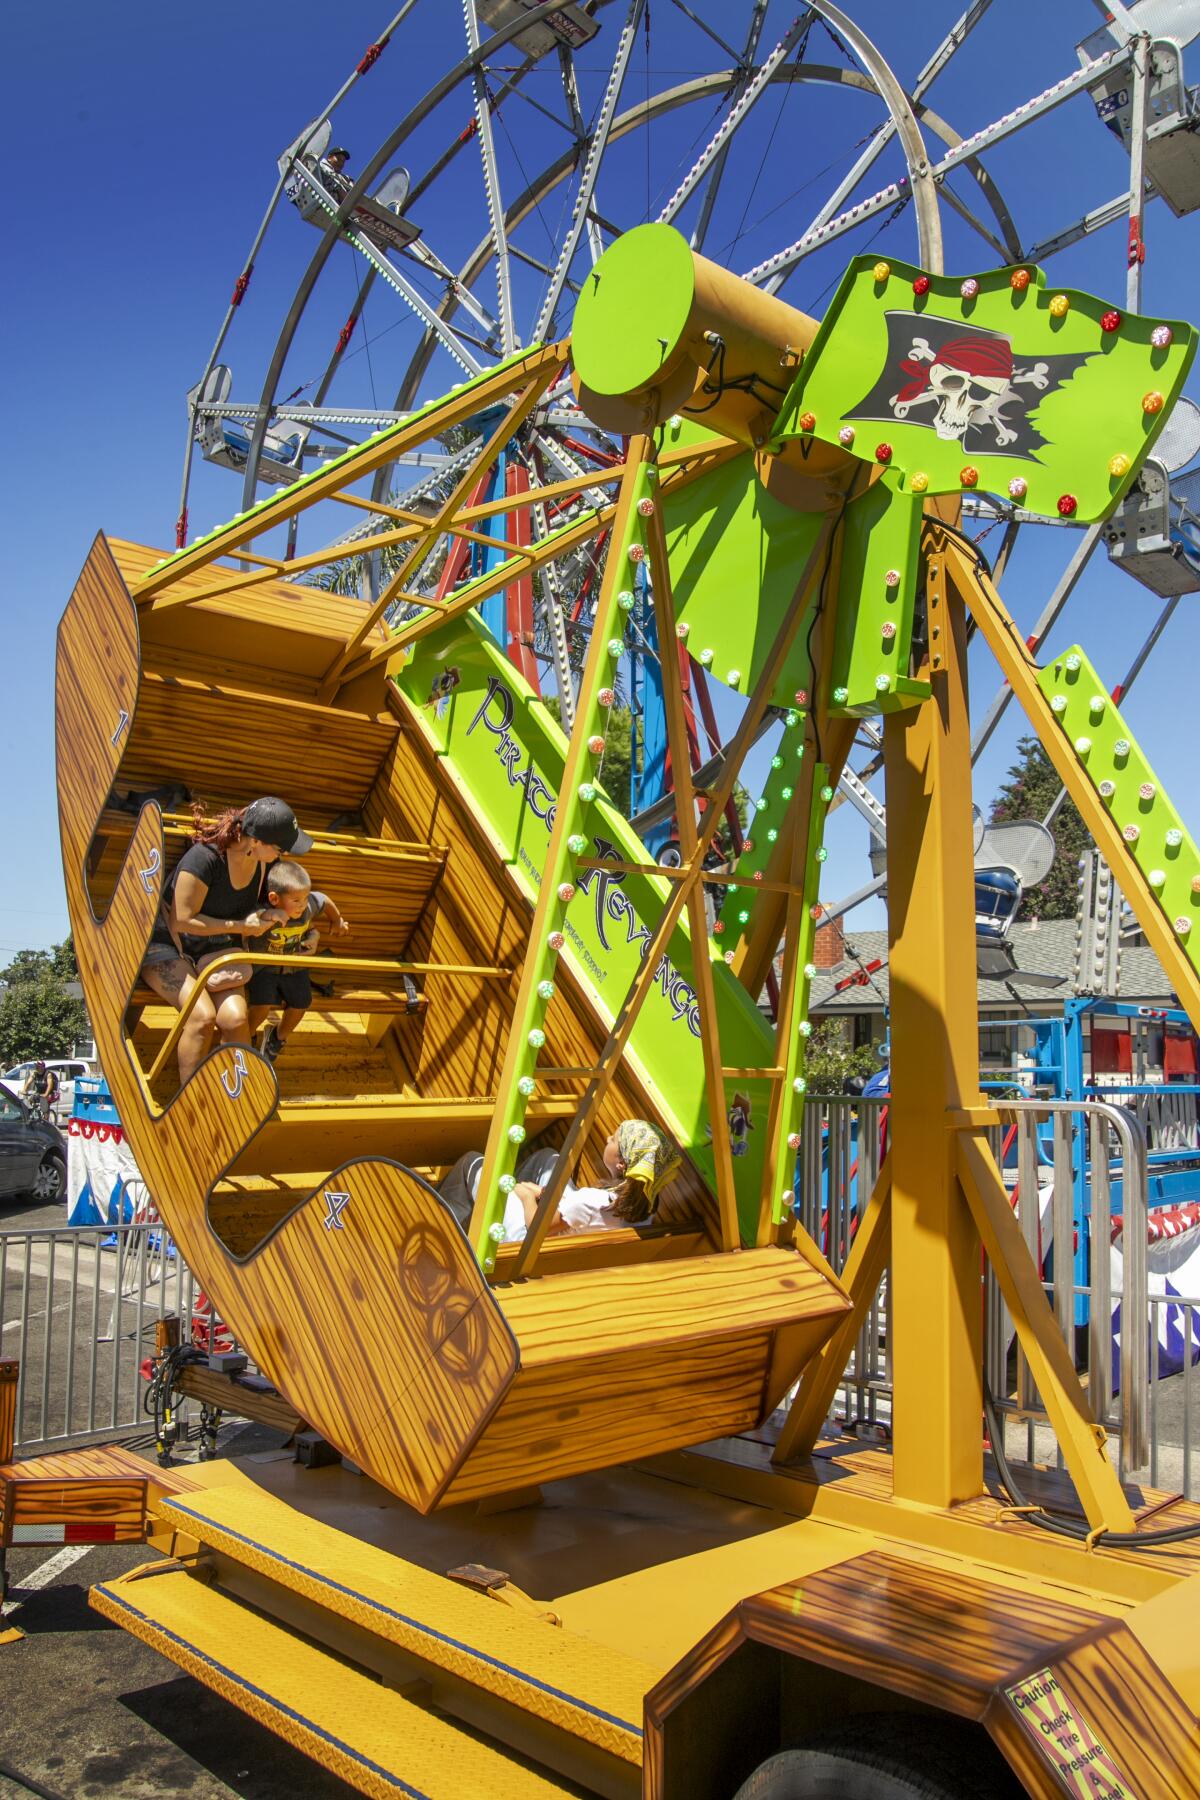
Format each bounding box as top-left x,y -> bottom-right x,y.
246,860 -> 349,1062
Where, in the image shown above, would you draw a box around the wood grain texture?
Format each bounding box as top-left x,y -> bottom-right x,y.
230,1095 -> 579,1177
986,1625 -> 1200,1799
2,1476 -> 146,1544
57,536 -> 851,1512
499,1247 -> 840,1361
647,1548 -> 1200,1800
110,539 -> 391,686
739,1552 -> 1105,1718
115,667 -> 399,816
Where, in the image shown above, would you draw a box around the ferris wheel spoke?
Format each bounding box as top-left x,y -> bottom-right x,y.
687,0 -> 769,253
556,45 -> 606,265
463,0 -> 517,354
532,0 -> 646,347
936,178 -> 1015,263
657,13 -> 809,230
736,6 -> 949,296
663,0 -> 744,65
799,0 -> 993,247
525,445 -> 579,728
343,223 -> 485,374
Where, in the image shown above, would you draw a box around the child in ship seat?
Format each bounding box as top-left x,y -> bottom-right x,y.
246,859 -> 349,1062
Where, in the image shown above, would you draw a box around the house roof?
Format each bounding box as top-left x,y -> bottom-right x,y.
809,918 -> 1178,1014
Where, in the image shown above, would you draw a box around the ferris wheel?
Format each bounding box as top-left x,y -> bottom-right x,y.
181,0 -> 1200,920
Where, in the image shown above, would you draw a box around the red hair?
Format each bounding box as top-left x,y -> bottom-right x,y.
190,803 -> 246,855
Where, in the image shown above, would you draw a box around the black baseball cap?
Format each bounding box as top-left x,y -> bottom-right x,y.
242,797 -> 313,855
328,146 -> 350,158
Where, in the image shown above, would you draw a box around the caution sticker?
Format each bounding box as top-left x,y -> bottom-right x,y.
1005,1667 -> 1137,1798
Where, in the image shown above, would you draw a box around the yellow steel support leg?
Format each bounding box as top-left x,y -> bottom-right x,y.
956,1131 -> 1137,1534
773,1156 -> 892,1465
883,541 -> 984,1508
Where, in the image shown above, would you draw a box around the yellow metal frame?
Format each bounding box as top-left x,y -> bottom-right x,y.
117,331 -> 1157,1541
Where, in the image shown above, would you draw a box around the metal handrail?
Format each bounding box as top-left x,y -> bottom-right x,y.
795,1094 -> 1151,1472
992,1097 -> 1149,1469
144,949 -> 511,1087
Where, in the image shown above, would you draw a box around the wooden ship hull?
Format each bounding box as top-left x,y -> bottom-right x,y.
57,523 -> 851,1513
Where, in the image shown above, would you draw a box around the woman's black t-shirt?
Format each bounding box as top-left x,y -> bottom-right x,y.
158,844 -> 262,959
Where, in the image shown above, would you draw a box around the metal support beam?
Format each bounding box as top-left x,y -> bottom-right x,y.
883,539 -> 984,1508
499,514 -> 839,1271
774,1157 -> 892,1464
317,356 -> 562,698
533,0 -> 645,344
463,0 -> 517,355
469,434 -> 659,1269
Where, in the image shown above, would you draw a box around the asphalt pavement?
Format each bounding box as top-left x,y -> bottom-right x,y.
0,1427 -> 361,1800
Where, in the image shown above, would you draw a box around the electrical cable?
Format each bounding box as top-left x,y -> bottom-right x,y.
983,1376 -> 1200,1547
142,1339 -> 205,1463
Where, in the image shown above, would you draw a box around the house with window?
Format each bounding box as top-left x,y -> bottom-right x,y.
808,915 -> 1188,1080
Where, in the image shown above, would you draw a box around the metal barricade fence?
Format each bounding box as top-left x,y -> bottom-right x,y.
0,1218 -> 219,1455
3,1103 -> 1197,1490
797,1095 -> 1200,1493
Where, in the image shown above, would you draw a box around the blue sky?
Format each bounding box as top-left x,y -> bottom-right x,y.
3,0 -> 1199,961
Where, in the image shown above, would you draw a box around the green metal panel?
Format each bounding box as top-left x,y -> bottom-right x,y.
717,709 -> 807,961
766,763 -> 832,1230
394,611 -> 782,1248
660,422 -> 824,709
773,256 -> 1195,521
830,476 -> 926,717
1038,646 -> 1200,971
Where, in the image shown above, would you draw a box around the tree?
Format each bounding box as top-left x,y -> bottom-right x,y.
0,978 -> 87,1066
0,948 -> 52,986
989,734 -> 1089,920
803,1019 -> 882,1096
50,936 -> 78,981
542,696 -> 633,813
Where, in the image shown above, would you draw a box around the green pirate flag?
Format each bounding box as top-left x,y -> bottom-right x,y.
774,255 -> 1195,522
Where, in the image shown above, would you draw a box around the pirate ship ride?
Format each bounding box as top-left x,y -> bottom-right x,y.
48,218 -> 1200,1796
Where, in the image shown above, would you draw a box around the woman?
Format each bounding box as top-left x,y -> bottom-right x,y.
141,796 -> 313,1084
439,1120 -> 682,1242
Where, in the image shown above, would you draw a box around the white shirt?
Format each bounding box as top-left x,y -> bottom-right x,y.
500,1182 -> 620,1242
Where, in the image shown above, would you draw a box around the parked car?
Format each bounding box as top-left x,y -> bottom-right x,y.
0,1086 -> 67,1203
1,1058 -> 94,1120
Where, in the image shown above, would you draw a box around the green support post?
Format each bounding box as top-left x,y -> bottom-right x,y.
718,707 -> 808,962
469,443 -> 659,1268
762,763 -> 833,1233
1038,645 -> 1200,976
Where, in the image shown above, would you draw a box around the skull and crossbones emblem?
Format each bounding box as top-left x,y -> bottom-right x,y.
891,333 -> 1049,448
846,315 -> 1092,461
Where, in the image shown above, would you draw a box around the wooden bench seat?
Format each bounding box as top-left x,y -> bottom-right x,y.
94,809 -> 447,962
230,1094 -> 578,1177
438,1245 -> 848,1506
209,1170 -> 712,1264
116,667 -> 399,815
129,984 -> 428,1018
